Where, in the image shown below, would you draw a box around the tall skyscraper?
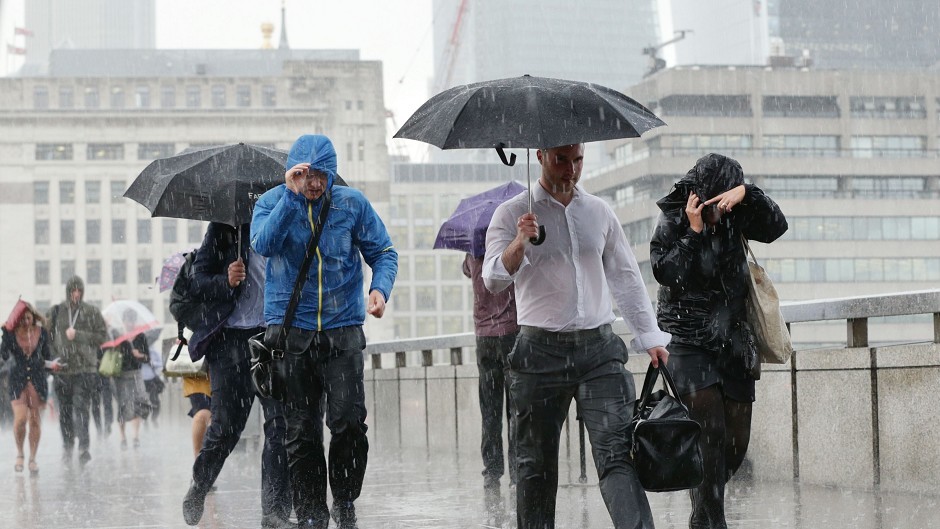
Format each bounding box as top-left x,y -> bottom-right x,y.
21,0 -> 156,74
669,0 -> 940,69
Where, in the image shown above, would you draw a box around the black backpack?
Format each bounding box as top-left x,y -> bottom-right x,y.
168,251 -> 201,360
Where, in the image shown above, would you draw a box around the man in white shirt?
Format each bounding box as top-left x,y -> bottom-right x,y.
483,143 -> 671,529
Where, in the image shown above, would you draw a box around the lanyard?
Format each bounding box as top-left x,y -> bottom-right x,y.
67,306 -> 81,329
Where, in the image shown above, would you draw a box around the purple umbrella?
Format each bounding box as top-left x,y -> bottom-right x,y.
433,181 -> 526,258
157,250 -> 193,292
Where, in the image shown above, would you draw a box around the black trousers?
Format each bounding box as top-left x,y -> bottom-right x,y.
89,373 -> 114,432
477,333 -> 517,485
509,325 -> 653,529
191,327 -> 291,518
281,326 -> 369,525
54,373 -> 95,454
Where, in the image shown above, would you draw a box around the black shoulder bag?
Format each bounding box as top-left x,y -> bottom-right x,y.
630,362 -> 704,492
249,191 -> 331,401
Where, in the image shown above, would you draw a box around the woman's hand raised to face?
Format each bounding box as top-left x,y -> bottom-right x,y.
704,184 -> 746,214
686,192 -> 705,233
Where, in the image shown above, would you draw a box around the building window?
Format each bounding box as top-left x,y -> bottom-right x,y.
86,260 -> 101,284
851,97 -> 926,119
358,140 -> 365,161
60,260 -> 75,283
87,143 -> 124,161
85,180 -> 101,203
86,219 -> 101,244
188,220 -> 204,243
415,286 -> 437,311
34,181 -> 49,203
111,181 -> 126,203
59,181 -> 75,204
137,219 -> 152,243
35,261 -> 50,285
442,285 -> 463,311
138,143 -> 175,160
112,260 -> 127,284
236,85 -> 251,107
60,220 -> 75,244
35,143 -> 73,160
59,86 -> 74,109
346,142 -> 353,162
35,220 -> 49,244
850,136 -> 926,158
392,286 -> 411,311
33,86 -> 49,109
137,260 -> 153,284
186,86 -> 201,108
262,85 -> 276,107
160,86 -> 176,108
211,85 -> 226,108
163,219 -> 177,243
356,100 -> 364,110
135,86 -> 151,108
84,87 -> 100,108
762,135 -> 839,157
344,100 -> 352,111
763,96 -> 840,118
110,86 -> 125,109
658,95 -> 752,117
111,219 -> 126,243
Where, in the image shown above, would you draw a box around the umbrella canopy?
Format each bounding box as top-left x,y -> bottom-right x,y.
3,299 -> 29,332
124,143 -> 287,227
434,181 -> 526,258
157,250 -> 195,293
101,300 -> 161,349
393,74 -> 666,150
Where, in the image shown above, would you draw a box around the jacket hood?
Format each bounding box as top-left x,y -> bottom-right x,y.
657,153 -> 745,212
65,275 -> 84,300
286,134 -> 337,190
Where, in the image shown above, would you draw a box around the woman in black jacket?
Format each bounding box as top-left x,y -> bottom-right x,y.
650,153 -> 788,529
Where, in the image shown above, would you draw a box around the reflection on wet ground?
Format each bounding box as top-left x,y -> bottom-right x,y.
1,417 -> 939,528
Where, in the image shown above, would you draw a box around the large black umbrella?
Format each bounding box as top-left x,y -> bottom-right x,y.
124,142 -> 287,227
394,75 -> 666,243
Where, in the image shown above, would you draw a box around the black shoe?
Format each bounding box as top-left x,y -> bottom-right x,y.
78,451 -> 92,466
331,501 -> 358,529
182,482 -> 208,526
61,448 -> 73,464
261,513 -> 297,529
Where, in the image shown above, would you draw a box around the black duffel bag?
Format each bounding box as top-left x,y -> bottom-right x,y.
630,362 -> 704,492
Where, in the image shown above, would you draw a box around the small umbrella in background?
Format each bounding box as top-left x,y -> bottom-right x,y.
434,181 -> 526,258
3,298 -> 29,331
157,250 -> 195,293
395,74 -> 666,245
101,300 -> 161,349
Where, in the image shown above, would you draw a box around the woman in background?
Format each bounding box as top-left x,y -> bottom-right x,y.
1,301 -> 62,474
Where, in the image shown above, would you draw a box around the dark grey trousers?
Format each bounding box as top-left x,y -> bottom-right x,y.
477,332 -> 518,486
509,325 -> 653,529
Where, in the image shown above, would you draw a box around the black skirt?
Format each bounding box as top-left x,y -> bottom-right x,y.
666,342 -> 755,403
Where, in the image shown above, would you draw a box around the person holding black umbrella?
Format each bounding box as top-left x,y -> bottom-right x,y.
251,134 -> 397,529
181,220 -> 293,529
483,143 -> 671,529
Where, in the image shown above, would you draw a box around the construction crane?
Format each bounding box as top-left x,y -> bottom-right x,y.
643,30 -> 692,77
435,0 -> 469,92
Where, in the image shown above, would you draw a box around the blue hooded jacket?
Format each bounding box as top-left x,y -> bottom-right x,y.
250,135 -> 398,331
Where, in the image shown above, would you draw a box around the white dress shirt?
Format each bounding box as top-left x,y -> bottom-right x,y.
483,182 -> 671,352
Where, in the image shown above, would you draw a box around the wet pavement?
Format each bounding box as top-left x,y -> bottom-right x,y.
2,410 -> 939,529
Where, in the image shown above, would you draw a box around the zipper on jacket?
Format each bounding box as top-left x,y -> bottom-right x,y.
307,202 -> 324,331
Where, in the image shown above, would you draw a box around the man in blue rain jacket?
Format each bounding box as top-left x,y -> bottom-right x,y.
251,134 -> 397,529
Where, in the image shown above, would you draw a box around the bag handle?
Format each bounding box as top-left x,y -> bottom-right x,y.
276,190 -> 332,345
636,363 -> 687,413
741,235 -> 758,266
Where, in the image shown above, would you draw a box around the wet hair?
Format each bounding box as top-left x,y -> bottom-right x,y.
19,302 -> 46,328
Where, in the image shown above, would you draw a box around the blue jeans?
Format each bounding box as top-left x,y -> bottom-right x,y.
191,327 -> 291,518
509,325 -> 653,529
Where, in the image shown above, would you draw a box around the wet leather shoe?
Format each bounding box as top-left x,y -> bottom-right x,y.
261,513 -> 297,529
182,482 -> 207,526
331,501 -> 358,529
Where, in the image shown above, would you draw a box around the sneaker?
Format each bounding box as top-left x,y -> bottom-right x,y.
78,451 -> 92,466
331,501 -> 358,529
261,513 -> 298,529
182,482 -> 208,526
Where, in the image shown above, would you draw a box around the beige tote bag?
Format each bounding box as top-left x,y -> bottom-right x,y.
743,238 -> 793,364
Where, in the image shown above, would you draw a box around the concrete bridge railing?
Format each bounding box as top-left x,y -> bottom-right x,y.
362,289 -> 940,493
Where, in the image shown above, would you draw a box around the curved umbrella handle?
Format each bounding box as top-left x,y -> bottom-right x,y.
495,145 -> 516,167
530,225 -> 546,246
